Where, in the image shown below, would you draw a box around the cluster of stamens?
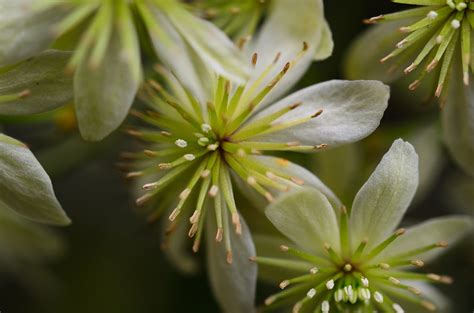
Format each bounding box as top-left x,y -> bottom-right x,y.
365,0 -> 474,100
122,43 -> 328,263
254,208 -> 452,312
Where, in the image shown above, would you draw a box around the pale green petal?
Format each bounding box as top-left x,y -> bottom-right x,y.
142,5 -> 210,103
344,20 -> 407,82
0,0 -> 64,66
206,214 -> 257,313
74,29 -> 141,141
247,0 -> 332,105
250,80 -> 389,147
313,19 -> 334,61
442,69 -> 474,177
0,133 -> 71,225
375,216 -> 473,263
265,188 -> 340,255
350,139 -> 418,250
160,3 -> 250,85
409,124 -> 444,206
0,50 -> 72,115
235,156 -> 341,209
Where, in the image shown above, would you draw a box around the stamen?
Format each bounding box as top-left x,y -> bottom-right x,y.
321,300 -> 329,313
175,139 -> 187,148
374,291 -> 384,303
393,303 -> 405,313
326,279 -> 335,290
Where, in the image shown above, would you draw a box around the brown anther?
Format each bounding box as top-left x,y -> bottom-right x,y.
312,109 -> 323,118
436,240 -> 448,248
248,256 -> 257,262
404,63 -> 417,74
136,193 -> 152,206
226,251 -> 233,264
282,62 -> 291,74
158,163 -> 172,170
395,228 -> 406,236
426,59 -> 439,72
18,89 -> 31,98
315,144 -> 328,150
409,80 -> 421,91
302,41 -> 309,51
252,53 -> 258,66
273,52 -> 282,64
188,223 -> 198,238
289,102 -> 302,110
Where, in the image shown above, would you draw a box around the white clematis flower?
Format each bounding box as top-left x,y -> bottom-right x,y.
0,0 -> 251,141
256,139 -> 473,313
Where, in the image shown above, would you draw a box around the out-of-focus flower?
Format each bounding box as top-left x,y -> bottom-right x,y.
0,133 -> 70,225
363,0 -> 474,98
0,0 -> 251,141
346,0 -> 474,180
255,139 -> 473,313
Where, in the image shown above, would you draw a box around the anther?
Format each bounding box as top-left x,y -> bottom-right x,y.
184,154 -> 195,161
209,185 -> 219,197
404,63 -> 417,74
409,80 -> 421,90
264,296 -> 276,306
226,251 -> 233,264
393,303 -> 405,313
175,139 -> 187,148
158,163 -> 172,169
190,210 -> 200,224
427,11 -> 438,20
408,287 -> 422,295
421,301 -> 437,311
201,169 -> 211,178
273,52 -> 282,64
307,288 -> 316,298
379,263 -> 391,270
361,277 -> 369,287
207,143 -> 219,151
280,245 -> 289,252
18,89 -> 31,98
374,291 -> 384,303
179,188 -> 191,200
264,192 -> 275,202
252,53 -> 258,67
389,277 -> 400,285
169,208 -> 181,221
436,240 -> 448,248
395,228 -> 406,236
312,109 -> 323,118
326,279 -> 335,290
142,182 -> 159,190
309,267 -> 318,274
215,227 -> 223,242
201,123 -> 212,133
126,171 -> 143,179
411,259 -> 424,267
344,264 -> 352,272
363,15 -> 384,24
232,213 -> 242,235
321,300 -> 330,313
188,223 -> 198,237
247,176 -> 257,185
451,19 -> 461,29
279,280 -> 290,289
290,177 -> 305,185
136,193 -> 153,206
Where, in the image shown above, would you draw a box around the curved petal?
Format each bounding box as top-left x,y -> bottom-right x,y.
0,134 -> 71,226
265,188 -> 340,255
0,1 -> 64,66
206,214 -> 257,313
74,28 -> 141,141
236,156 -> 341,209
375,215 -> 473,263
0,50 -> 73,115
442,68 -> 474,177
250,80 -> 389,147
349,139 -> 419,250
246,0 -> 332,105
160,3 -> 250,85
141,4 -> 210,103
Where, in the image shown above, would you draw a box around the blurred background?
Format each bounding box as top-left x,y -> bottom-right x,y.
1,1 -> 473,312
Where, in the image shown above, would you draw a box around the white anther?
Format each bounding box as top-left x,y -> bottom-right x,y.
207,143 -> 219,151
309,267 -> 318,274
361,277 -> 369,287
179,188 -> 191,200
175,139 -> 187,148
209,185 -> 219,197
306,288 -> 316,298
201,123 -> 212,133
447,0 -> 455,9
349,288 -> 358,304
334,289 -> 343,302
326,279 -> 335,290
457,2 -> 467,10
321,300 -> 330,313
184,154 -> 195,161
374,291 -> 384,303
427,11 -> 438,20
451,19 -> 461,29
393,303 -> 405,313
198,137 -> 210,146
359,288 -> 371,301
247,176 -> 257,185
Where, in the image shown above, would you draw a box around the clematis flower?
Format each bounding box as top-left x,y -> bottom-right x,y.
363,0 -> 474,98
255,139 -> 473,312
0,0 -> 250,141
346,1 -> 474,184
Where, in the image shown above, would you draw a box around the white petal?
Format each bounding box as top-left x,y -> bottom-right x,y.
206,214 -> 257,313
74,28 -> 141,141
0,0 -> 64,66
250,80 -> 389,147
442,70 -> 474,176
143,5 -> 210,103
375,216 -> 473,263
409,124 -> 444,206
349,139 -> 418,249
0,50 -> 72,115
160,4 -> 250,85
246,0 -> 332,104
265,188 -> 340,255
313,19 -> 334,61
0,133 -> 71,225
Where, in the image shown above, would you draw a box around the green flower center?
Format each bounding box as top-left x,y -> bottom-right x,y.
125,45 -> 320,262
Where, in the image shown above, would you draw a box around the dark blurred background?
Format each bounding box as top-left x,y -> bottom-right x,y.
1,1 -> 473,312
